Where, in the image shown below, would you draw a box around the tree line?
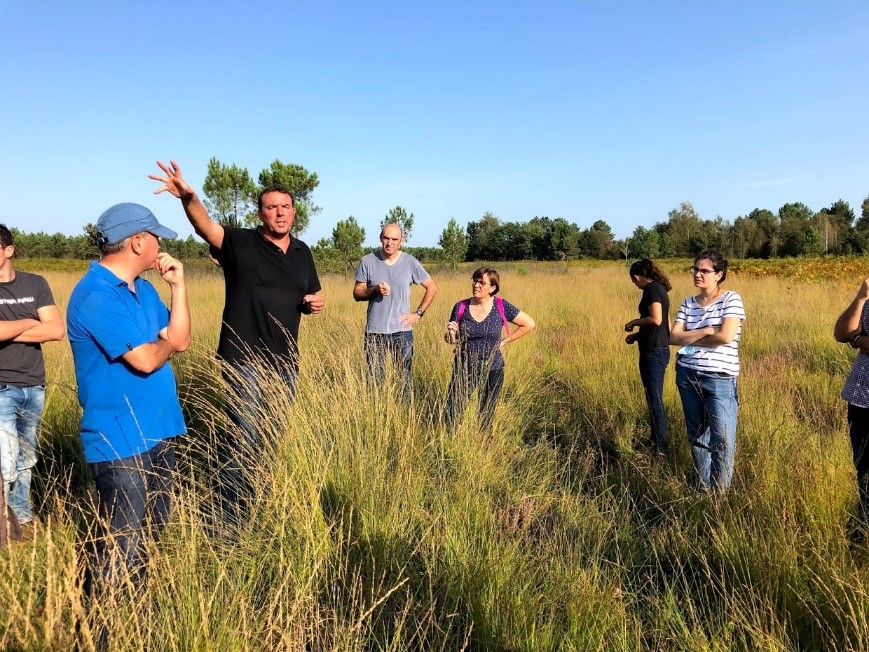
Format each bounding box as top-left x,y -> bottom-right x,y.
7,155 -> 869,267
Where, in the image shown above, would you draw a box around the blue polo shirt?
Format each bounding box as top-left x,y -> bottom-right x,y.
67,262 -> 186,463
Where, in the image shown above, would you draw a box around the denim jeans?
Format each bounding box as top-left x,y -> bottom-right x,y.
89,439 -> 175,585
218,362 -> 297,526
675,364 -> 738,491
638,347 -> 670,453
365,331 -> 413,396
0,384 -> 46,524
445,358 -> 505,432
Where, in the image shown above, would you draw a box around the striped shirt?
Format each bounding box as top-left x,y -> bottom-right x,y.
842,301 -> 869,408
674,290 -> 745,377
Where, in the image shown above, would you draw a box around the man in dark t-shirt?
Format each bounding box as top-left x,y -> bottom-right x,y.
0,224 -> 65,536
150,160 -> 324,523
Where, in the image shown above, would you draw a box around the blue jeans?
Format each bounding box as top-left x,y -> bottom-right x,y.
676,365 -> 738,491
218,362 -> 297,526
89,439 -> 175,584
0,384 -> 46,524
365,331 -> 413,396
445,358 -> 505,432
639,348 -> 670,453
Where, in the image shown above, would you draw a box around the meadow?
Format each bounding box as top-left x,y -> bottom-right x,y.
3,258 -> 869,651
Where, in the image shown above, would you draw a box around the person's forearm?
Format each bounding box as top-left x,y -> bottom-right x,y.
166,284 -> 191,352
670,326 -> 713,346
693,333 -> 733,347
835,297 -> 866,342
353,285 -> 377,301
124,338 -> 175,374
0,319 -> 40,342
417,283 -> 437,313
13,320 -> 65,343
182,192 -> 215,239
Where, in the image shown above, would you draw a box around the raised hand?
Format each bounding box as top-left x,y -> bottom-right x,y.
149,160 -> 194,200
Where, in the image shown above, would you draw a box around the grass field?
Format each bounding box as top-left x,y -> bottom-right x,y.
2,258 -> 869,651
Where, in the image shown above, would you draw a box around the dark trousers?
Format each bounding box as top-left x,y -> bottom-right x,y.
89,440 -> 175,585
364,331 -> 414,397
639,347 -> 670,453
848,403 -> 869,521
446,358 -> 505,432
217,362 -> 297,528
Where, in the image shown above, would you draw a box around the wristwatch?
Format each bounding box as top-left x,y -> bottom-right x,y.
416,309 -> 425,318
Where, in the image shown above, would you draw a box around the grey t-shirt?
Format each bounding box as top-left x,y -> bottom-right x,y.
355,251 -> 431,334
0,270 -> 55,386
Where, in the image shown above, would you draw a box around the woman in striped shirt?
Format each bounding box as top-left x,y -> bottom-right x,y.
670,251 -> 745,492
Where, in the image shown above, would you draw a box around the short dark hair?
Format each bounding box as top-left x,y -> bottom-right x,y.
257,185 -> 295,211
0,224 -> 13,248
694,250 -> 729,283
472,266 -> 500,296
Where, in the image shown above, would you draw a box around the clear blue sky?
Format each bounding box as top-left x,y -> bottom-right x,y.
2,1 -> 868,247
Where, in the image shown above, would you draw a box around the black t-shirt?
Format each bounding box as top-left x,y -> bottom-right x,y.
215,227 -> 321,367
637,280 -> 670,351
0,270 -> 54,386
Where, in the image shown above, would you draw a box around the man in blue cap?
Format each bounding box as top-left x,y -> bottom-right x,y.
67,202 -> 190,582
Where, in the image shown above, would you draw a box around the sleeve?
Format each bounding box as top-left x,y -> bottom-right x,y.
33,275 -> 56,310
502,300 -> 521,322
75,289 -> 156,361
212,226 -> 237,268
449,301 -> 461,322
674,298 -> 689,324
306,245 -> 322,294
411,257 -> 431,284
354,255 -> 368,284
647,283 -> 667,306
722,292 -> 745,322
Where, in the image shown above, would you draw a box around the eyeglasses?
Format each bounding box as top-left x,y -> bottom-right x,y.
690,266 -> 716,275
471,279 -> 490,286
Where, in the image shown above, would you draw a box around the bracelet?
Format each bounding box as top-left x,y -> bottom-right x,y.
851,335 -> 863,349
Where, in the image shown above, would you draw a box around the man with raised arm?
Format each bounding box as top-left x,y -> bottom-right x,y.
0,224 -> 65,540
150,160 -> 324,524
353,223 -> 436,395
67,204 -> 189,582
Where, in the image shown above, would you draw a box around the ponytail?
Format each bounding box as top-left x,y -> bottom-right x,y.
629,258 -> 672,292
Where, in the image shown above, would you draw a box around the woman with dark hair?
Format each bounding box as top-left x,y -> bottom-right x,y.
670,251 -> 745,492
444,267 -> 535,430
624,258 -> 672,453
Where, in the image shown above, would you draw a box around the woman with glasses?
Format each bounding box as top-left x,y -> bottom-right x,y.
444,267 -> 535,430
624,259 -> 672,454
670,251 -> 745,491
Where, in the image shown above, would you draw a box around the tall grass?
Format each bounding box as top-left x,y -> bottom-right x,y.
2,261 -> 868,650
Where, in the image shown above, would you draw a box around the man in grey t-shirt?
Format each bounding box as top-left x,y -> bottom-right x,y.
353,223 -> 437,394
0,224 -> 65,536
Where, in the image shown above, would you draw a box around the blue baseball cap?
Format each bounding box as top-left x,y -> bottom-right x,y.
96,203 -> 178,245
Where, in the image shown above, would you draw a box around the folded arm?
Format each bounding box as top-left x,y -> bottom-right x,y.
12,305 -> 66,344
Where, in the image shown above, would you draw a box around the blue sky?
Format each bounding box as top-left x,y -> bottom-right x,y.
2,2 -> 868,247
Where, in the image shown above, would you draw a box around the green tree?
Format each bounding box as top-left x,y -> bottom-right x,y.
628,226 -> 661,259
579,220 -> 615,259
331,216 -> 365,277
256,160 -> 321,235
202,157 -> 256,229
439,218 -> 468,270
381,206 -> 415,242
466,212 -> 500,260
